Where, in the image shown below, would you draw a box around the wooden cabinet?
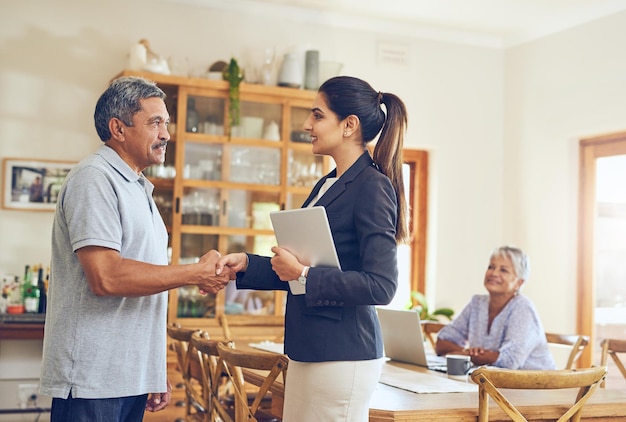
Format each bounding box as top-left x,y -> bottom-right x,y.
116,70 -> 326,330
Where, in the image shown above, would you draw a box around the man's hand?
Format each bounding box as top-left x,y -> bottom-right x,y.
196,250 -> 233,294
145,380 -> 171,412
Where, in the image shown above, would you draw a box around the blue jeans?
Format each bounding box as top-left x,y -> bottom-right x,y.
51,393 -> 148,422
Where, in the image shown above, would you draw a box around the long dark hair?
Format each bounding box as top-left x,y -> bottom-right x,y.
319,76 -> 409,243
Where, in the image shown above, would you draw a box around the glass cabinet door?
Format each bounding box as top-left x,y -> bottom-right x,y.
183,142 -> 222,181
288,150 -> 323,188
290,104 -> 311,144
177,233 -> 219,318
285,192 -> 311,210
224,189 -> 281,229
175,231 -> 280,319
181,187 -> 220,226
236,101 -> 282,140
185,94 -> 225,135
228,146 -> 281,185
223,233 -> 279,316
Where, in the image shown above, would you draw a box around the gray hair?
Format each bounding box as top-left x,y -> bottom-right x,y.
491,245 -> 529,281
94,76 -> 166,142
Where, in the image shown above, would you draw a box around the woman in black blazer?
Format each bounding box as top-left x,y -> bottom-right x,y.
217,76 -> 409,421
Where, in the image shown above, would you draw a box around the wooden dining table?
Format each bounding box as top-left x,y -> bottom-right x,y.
241,342 -> 626,421
370,360 -> 626,421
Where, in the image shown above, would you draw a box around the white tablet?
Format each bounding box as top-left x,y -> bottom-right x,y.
270,206 -> 341,294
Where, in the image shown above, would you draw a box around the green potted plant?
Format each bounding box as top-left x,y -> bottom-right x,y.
222,58 -> 244,139
406,290 -> 454,322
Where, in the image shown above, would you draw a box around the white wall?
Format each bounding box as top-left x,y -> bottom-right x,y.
503,10 -> 626,335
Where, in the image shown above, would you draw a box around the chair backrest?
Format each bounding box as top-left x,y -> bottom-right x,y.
166,323 -> 205,418
217,342 -> 288,422
421,321 -> 446,350
600,338 -> 626,388
219,314 -> 285,342
191,331 -> 234,422
471,366 -> 606,422
545,332 -> 589,369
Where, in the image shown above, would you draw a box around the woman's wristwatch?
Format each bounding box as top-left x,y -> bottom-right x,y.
298,266 -> 310,285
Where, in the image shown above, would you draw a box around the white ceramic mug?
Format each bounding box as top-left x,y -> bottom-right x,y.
446,354 -> 472,381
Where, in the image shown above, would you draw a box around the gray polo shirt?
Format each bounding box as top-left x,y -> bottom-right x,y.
40,145 -> 169,399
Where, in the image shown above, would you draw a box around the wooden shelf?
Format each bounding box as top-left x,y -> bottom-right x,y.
0,322 -> 44,340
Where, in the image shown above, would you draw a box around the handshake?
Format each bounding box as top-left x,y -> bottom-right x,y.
197,246 -> 303,294
196,250 -> 249,295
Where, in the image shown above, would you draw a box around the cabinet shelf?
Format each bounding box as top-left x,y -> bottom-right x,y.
181,133 -> 226,143
288,141 -> 314,150
148,178 -> 175,189
286,186 -> 316,195
180,225 -> 274,236
115,69 -> 328,326
182,180 -> 283,192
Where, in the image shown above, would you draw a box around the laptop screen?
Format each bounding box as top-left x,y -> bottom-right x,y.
377,308 -> 431,367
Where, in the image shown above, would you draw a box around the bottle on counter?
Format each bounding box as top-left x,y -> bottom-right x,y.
19,265 -> 30,308
38,266 -> 47,314
23,264 -> 40,313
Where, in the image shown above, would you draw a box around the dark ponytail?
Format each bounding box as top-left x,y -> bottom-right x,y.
318,76 -> 409,243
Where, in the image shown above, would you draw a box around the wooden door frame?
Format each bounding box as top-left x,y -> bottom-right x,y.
403,149 -> 429,296
578,131 -> 626,367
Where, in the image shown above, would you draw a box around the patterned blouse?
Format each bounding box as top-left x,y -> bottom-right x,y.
437,294 -> 555,369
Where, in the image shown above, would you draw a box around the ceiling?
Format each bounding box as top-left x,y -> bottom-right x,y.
170,0 -> 626,48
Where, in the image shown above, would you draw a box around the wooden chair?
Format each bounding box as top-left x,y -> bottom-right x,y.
191,331 -> 234,422
471,366 -> 607,422
166,323 -> 205,421
600,338 -> 626,388
217,342 -> 289,422
421,321 -> 446,350
545,332 -> 589,369
219,314 -> 285,343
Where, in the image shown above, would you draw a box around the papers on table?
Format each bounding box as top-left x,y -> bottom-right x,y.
249,341 -> 284,354
379,362 -> 478,394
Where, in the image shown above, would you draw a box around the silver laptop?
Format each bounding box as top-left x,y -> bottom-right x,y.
270,206 -> 341,295
377,308 -> 447,370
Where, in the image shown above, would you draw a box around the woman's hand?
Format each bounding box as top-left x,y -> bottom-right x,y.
467,347 -> 499,366
270,246 -> 305,281
197,250 -> 233,294
435,339 -> 466,356
216,252 -> 249,277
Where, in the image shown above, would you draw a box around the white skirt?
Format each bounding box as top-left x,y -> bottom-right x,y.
281,358 -> 384,422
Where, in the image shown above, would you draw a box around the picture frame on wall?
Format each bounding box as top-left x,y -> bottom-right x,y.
1,158 -> 75,211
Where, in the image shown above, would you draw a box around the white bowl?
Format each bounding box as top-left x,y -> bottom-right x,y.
206,71 -> 223,80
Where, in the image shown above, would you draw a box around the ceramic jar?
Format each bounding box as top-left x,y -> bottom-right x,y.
278,53 -> 302,88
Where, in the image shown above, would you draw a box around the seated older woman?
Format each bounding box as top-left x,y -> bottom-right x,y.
435,245 -> 555,370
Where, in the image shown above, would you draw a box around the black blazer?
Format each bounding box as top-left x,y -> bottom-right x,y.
237,152 -> 398,362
